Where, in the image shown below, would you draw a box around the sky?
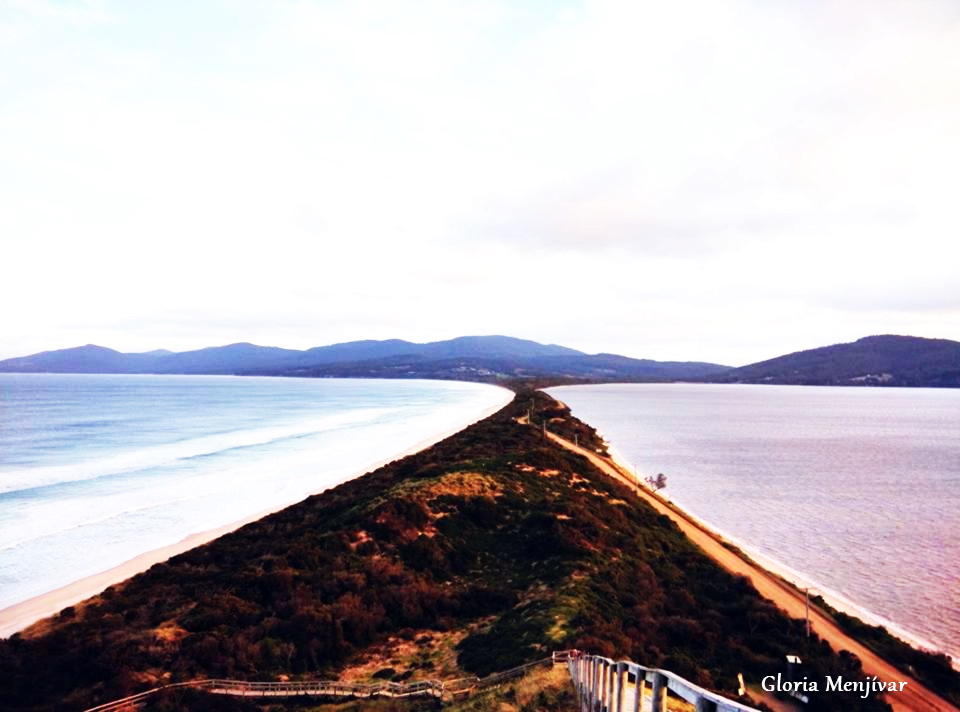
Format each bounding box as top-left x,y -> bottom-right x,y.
2,0 -> 958,366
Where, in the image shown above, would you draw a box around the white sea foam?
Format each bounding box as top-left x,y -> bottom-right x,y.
0,408 -> 396,495
0,375 -> 511,616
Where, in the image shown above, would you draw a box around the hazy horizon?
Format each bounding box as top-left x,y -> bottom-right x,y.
3,331 -> 957,371
3,1 -> 958,365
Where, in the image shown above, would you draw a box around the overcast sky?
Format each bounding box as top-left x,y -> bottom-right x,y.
2,0 -> 958,366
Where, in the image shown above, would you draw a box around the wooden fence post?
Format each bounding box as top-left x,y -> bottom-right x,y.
695,698 -> 718,712
615,662 -> 625,712
632,668 -> 642,712
650,672 -> 667,712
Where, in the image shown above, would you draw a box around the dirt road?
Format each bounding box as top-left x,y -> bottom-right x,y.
544,429 -> 957,712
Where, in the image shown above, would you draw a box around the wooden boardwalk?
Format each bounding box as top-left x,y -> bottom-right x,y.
84,652 -> 761,712
84,654 -> 557,711
568,652 -> 760,712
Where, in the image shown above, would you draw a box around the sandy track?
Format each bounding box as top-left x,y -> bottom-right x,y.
544,429 -> 957,712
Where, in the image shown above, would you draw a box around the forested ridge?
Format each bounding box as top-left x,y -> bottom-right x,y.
0,392 -> 932,711
714,335 -> 960,387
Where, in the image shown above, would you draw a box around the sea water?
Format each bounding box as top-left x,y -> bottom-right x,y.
0,374 -> 510,616
548,383 -> 960,662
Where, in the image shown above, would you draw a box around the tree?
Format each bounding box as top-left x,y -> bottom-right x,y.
645,473 -> 667,491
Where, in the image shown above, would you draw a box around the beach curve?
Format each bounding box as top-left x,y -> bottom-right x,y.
0,385 -> 513,639
542,424 -> 958,712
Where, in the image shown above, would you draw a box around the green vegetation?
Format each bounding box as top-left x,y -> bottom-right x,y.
441,664 -> 577,712
0,336 -> 729,383
715,334 -> 960,387
522,391 -> 609,456
139,664 -> 576,711
0,392 -> 914,710
143,691 -> 440,712
811,595 -> 960,708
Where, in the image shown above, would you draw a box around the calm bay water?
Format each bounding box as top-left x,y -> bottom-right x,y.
0,374 -> 510,614
549,383 -> 960,661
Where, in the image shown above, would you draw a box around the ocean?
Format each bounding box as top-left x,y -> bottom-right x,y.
548,383 -> 960,662
0,374 -> 510,621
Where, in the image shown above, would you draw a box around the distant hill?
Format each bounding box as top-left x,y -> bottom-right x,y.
0,345 -> 165,374
0,336 -> 729,383
153,343 -> 306,374
297,338 -> 421,365
278,352 -> 726,382
716,335 -> 960,387
5,334 -> 957,387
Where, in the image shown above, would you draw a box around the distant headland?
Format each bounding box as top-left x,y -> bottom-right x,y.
1,333 -> 958,387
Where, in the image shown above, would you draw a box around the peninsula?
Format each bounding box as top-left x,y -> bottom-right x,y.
0,390 -> 956,711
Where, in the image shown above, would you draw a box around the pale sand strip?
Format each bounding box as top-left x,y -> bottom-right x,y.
0,387 -> 513,639
603,443 -> 955,664
546,428 -> 958,712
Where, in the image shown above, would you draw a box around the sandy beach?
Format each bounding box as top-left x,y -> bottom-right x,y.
545,428 -> 957,712
600,446 -> 949,662
0,388 -> 513,639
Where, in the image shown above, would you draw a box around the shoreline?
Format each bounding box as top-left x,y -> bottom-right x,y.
543,425 -> 957,712
0,387 -> 513,639
546,380 -> 954,665
603,443 -> 955,665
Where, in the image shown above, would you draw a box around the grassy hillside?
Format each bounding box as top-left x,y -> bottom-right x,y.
136,664 -> 577,711
0,392 -> 902,711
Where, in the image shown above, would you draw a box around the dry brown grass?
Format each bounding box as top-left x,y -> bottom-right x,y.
287,663 -> 577,712
338,626 -> 474,684
445,664 -> 577,712
152,621 -> 188,644
421,472 -> 505,499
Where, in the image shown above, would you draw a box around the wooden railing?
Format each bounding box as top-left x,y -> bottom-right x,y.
84,650 -> 757,712
567,652 -> 759,712
83,654 -> 560,711
84,677 -> 445,711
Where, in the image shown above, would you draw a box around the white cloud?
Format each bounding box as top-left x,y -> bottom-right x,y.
1,0 -> 958,364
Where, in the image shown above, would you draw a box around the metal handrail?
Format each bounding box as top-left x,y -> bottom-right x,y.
83,654 -> 559,710
83,677 -> 446,711
84,649 -> 758,712
567,652 -> 759,712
